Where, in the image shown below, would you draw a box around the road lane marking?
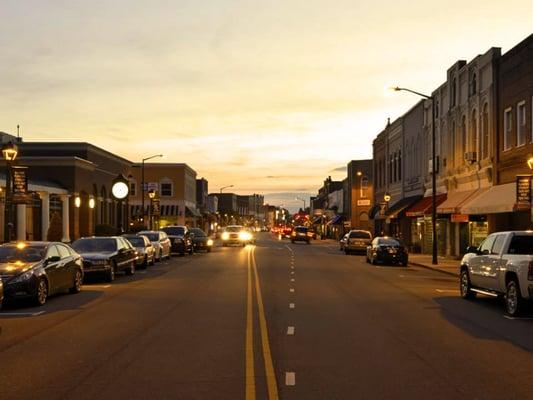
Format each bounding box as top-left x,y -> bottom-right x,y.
251,246 -> 279,400
0,311 -> 45,317
503,315 -> 533,320
290,271 -> 295,275
285,245 -> 293,253
285,372 -> 296,386
245,249 -> 256,400
85,284 -> 111,288
287,326 -> 295,335
435,289 -> 459,293
289,303 -> 295,309
291,278 -> 295,282
289,288 -> 295,293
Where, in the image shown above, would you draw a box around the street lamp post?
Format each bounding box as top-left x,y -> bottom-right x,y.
141,154 -> 163,226
393,86 -> 438,265
295,196 -> 307,210
220,185 -> 234,193
2,142 -> 18,243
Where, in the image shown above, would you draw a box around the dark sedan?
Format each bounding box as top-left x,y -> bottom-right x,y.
0,242 -> 83,306
72,237 -> 137,282
190,228 -> 213,252
162,226 -> 194,256
366,237 -> 408,266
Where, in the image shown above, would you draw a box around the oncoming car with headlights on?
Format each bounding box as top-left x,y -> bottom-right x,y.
0,242 -> 83,307
221,225 -> 253,247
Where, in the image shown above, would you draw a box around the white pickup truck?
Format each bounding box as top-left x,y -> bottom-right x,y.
460,231 -> 533,316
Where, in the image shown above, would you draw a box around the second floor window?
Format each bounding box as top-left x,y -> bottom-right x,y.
161,182 -> 172,196
130,182 -> 136,196
517,101 -> 526,146
504,108 -> 513,150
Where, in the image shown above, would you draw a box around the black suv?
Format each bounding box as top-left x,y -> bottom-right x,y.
162,226 -> 194,255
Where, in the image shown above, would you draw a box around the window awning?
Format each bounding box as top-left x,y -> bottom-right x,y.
437,189 -> 480,214
460,183 -> 515,215
405,194 -> 447,217
386,195 -> 422,218
185,206 -> 202,217
327,214 -> 344,225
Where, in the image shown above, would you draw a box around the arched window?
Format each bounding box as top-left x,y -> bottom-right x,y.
470,73 -> 477,96
451,78 -> 457,107
398,150 -> 402,180
482,103 -> 489,159
471,110 -> 478,155
450,121 -> 456,168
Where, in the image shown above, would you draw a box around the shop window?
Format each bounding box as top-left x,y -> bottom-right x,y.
517,101 -> 526,146
504,108 -> 513,150
361,177 -> 368,198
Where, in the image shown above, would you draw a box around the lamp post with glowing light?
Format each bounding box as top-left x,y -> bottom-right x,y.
295,196 -> 307,211
393,86 -> 438,265
2,142 -> 18,242
111,174 -> 130,234
148,189 -> 156,230
141,154 -> 163,226
383,192 -> 391,235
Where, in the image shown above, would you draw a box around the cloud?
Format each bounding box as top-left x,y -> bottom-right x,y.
330,166 -> 346,172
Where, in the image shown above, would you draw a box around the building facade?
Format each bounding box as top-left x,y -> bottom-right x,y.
346,159 -> 373,231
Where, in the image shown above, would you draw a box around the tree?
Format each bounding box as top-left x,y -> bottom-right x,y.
47,212 -> 63,241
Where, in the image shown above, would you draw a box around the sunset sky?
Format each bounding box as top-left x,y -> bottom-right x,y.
1,1 -> 532,207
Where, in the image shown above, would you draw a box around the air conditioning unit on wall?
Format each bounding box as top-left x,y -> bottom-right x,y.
464,151 -> 477,163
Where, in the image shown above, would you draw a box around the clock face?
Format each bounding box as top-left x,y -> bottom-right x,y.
112,181 -> 129,199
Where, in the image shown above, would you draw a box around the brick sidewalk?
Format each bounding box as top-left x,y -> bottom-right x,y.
408,254 -> 459,277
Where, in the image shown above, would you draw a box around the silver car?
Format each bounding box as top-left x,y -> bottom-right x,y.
344,230 -> 373,255
123,234 -> 156,267
138,231 -> 171,262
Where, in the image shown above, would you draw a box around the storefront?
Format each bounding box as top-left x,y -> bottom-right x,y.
382,195 -> 422,246
405,194 -> 447,255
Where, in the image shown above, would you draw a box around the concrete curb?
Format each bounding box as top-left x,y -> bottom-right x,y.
409,261 -> 459,277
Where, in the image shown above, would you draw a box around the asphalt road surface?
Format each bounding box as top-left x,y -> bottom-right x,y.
1,233 -> 533,400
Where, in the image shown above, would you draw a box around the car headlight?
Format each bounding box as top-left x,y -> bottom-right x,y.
11,269 -> 35,284
221,232 -> 230,240
207,239 -> 213,246
239,231 -> 252,241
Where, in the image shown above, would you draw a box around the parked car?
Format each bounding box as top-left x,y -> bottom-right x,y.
339,233 -> 349,251
138,230 -> 171,261
161,226 -> 194,255
190,228 -> 213,252
307,229 -> 317,240
459,231 -> 533,316
245,227 -> 257,244
0,279 -> 3,309
221,225 -> 251,246
291,226 -> 311,244
72,237 -> 137,282
123,234 -> 155,267
0,242 -> 83,306
345,230 -> 373,254
366,237 -> 408,266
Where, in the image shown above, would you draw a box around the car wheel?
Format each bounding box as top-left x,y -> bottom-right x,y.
189,246 -> 194,255
150,254 -> 155,265
371,255 -> 378,265
366,255 -> 370,263
156,250 -> 161,262
106,264 -> 116,282
33,278 -> 48,306
459,268 -> 476,300
505,279 -> 524,317
125,261 -> 135,276
69,269 -> 82,294
344,249 -> 350,255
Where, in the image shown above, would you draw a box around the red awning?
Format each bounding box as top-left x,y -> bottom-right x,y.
405,194 -> 447,217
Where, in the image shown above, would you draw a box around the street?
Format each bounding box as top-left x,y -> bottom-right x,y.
1,233 -> 533,400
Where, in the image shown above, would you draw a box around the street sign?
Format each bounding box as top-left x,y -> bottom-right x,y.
357,199 -> 371,206
516,175 -> 531,210
451,214 -> 469,223
151,199 -> 161,216
12,166 -> 32,204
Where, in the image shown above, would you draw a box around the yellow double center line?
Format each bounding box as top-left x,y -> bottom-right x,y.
246,246 -> 279,400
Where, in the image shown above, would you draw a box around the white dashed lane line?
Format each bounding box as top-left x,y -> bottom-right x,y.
285,372 -> 296,386
289,288 -> 295,293
287,326 -> 295,335
289,303 -> 295,309
0,311 -> 46,317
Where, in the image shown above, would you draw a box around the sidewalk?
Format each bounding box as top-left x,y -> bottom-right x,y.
408,254 -> 460,277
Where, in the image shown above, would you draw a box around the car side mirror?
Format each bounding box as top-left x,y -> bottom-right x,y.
46,255 -> 61,264
466,246 -> 479,255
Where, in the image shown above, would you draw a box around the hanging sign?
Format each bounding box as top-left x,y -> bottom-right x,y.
151,199 -> 161,216
12,166 -> 32,204
516,175 -> 531,210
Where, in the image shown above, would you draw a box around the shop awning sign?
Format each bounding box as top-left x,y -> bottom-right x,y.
12,166 -> 32,204
451,214 -> 469,223
516,175 -> 531,210
357,199 -> 371,206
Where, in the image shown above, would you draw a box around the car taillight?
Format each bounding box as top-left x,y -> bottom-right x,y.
528,261 -> 533,281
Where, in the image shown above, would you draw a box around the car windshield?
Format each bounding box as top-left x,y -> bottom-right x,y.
190,228 -> 206,237
350,231 -> 371,239
295,227 -> 308,233
126,237 -> 145,247
72,238 -> 117,253
0,245 -> 46,263
378,238 -> 402,246
162,227 -> 185,236
507,235 -> 533,255
140,233 -> 159,241
226,226 -> 243,232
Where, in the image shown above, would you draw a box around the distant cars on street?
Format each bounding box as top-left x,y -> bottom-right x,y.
138,230 -> 171,261
344,230 -> 373,255
161,226 -> 194,256
366,237 -> 408,266
123,234 -> 155,267
291,226 -> 311,244
0,242 -> 83,306
72,237 -> 137,282
459,231 -> 533,316
190,228 -> 213,252
339,233 -> 349,251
